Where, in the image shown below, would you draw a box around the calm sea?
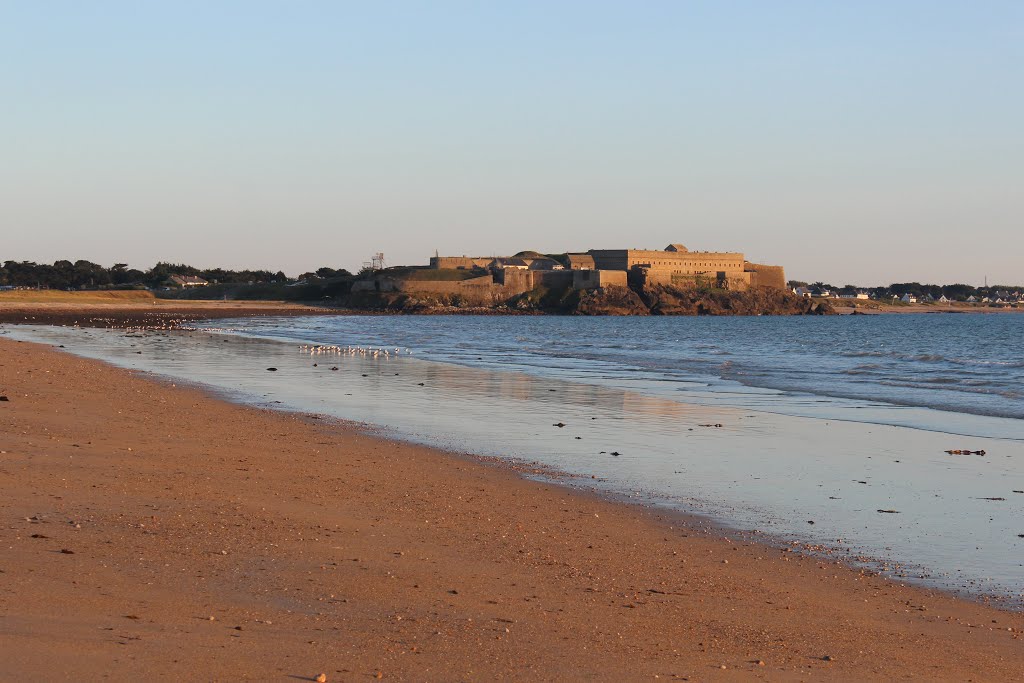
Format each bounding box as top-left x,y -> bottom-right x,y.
210,313 -> 1024,439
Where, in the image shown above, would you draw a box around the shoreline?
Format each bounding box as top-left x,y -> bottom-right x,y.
0,300 -> 356,328
3,294 -> 1021,326
1,336 -> 1022,679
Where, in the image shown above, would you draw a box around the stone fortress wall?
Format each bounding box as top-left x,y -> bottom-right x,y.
588,244 -> 785,292
384,243 -> 786,297
429,256 -> 495,270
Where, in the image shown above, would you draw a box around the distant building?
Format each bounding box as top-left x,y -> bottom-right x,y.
566,253 -> 596,270
900,293 -> 917,304
168,275 -> 209,288
583,244 -> 785,291
427,241 -> 787,293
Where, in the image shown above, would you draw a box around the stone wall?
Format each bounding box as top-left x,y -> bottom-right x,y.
744,263 -> 786,290
589,249 -> 747,276
391,275 -> 496,293
532,270 -> 574,289
429,256 -> 494,270
573,269 -> 629,290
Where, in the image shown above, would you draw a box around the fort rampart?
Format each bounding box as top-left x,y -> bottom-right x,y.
418,243 -> 786,294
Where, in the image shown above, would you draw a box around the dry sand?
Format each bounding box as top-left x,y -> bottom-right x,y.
1,336 -> 1022,681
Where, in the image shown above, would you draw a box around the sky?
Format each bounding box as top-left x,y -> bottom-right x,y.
1,1 -> 1021,285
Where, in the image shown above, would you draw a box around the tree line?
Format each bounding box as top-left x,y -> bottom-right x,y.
787,280 -> 1024,300
0,260 -> 351,290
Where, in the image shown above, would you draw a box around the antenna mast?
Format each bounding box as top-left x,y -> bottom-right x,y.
362,252 -> 386,272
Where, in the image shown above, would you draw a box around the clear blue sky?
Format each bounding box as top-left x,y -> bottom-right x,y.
2,1 -> 1021,285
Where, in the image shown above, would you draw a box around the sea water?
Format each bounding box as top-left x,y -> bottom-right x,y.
6,313 -> 1023,606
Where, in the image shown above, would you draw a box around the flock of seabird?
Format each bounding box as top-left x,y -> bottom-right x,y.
299,344 -> 410,359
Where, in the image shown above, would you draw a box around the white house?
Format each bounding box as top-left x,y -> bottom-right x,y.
168,275 -> 209,288
900,293 -> 917,304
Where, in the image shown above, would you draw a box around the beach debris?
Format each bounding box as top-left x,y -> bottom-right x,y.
807,520 -> 815,525
977,497 -> 1006,501
1014,491 -> 1023,494
823,655 -> 835,662
574,436 -> 582,440
417,382 -> 424,386
0,396 -> 8,401
315,675 -> 327,683
611,451 -> 621,456
330,367 -> 339,371
945,449 -> 986,456
1018,534 -> 1024,538
698,423 -> 724,428
124,615 -> 140,620
59,548 -> 75,554
266,367 -> 278,372
30,533 -> 48,539
877,509 -> 900,514
552,422 -> 566,428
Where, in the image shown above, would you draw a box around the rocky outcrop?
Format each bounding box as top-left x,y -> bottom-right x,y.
633,285 -> 834,316
324,283 -> 833,316
572,285 -> 650,316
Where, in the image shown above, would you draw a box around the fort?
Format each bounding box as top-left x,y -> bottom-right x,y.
406,244 -> 785,297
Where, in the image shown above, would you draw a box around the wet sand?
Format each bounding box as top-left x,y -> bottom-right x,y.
0,300 -> 353,328
1,337 -> 1022,681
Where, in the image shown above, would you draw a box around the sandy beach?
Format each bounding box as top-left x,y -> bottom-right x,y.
0,292 -> 349,329
1,335 -> 1022,681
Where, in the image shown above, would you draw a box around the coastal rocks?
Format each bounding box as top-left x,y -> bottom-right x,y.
572,285 -> 649,316
317,276 -> 833,316
635,284 -> 835,317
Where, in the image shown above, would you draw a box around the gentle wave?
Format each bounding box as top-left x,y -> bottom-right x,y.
196,314 -> 1024,433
